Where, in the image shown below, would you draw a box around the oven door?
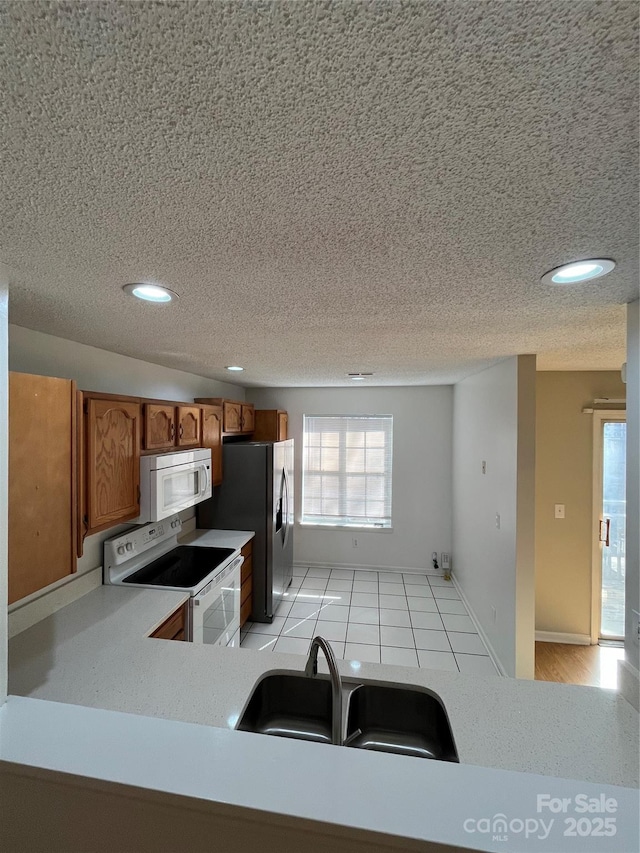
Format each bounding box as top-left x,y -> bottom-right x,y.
149,460 -> 211,522
190,556 -> 242,646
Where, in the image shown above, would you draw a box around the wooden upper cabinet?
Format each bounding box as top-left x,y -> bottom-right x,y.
8,372 -> 77,604
223,400 -> 243,433
241,404 -> 255,433
145,404 -> 176,450
143,403 -> 201,451
177,405 -> 201,446
201,404 -> 223,485
194,398 -> 255,435
253,409 -> 288,442
85,397 -> 141,533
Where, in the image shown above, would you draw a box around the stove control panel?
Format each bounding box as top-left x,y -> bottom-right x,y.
104,515 -> 183,568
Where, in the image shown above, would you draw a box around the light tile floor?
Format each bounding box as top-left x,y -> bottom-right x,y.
240,566 -> 498,675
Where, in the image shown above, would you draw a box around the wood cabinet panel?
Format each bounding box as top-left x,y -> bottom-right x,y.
253,409 -> 288,441
240,539 -> 253,627
150,602 -> 187,641
85,398 -> 141,532
144,404 -> 176,450
8,373 -> 77,604
201,405 -> 223,485
241,404 -> 255,433
177,406 -> 201,446
278,412 -> 288,441
223,401 -> 242,433
194,397 -> 255,435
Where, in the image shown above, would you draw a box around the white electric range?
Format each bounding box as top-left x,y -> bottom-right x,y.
103,515 -> 243,647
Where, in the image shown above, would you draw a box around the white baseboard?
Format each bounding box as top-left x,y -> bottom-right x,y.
295,560 -> 440,576
535,631 -> 591,645
450,575 -> 507,677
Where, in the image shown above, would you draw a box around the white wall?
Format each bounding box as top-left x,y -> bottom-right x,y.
452,356 -> 536,679
7,325 -> 244,634
625,300 -> 640,671
248,386 -> 453,572
9,325 -> 244,402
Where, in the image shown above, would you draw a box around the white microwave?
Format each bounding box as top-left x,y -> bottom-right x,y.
137,448 -> 212,523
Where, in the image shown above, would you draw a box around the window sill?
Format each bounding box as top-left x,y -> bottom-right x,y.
298,523 -> 394,534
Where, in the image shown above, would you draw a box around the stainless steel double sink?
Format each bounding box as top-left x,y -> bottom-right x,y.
236,670 -> 459,762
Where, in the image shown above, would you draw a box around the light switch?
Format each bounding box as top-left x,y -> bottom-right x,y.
554,504 -> 565,519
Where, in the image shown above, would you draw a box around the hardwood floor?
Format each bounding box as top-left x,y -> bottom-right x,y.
535,642 -> 625,689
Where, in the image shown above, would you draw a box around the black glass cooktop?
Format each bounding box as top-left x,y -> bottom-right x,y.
122,546 -> 235,588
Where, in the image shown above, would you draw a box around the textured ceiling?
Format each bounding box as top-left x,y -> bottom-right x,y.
1,0 -> 638,387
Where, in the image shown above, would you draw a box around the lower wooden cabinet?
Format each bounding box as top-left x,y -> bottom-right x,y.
8,372 -> 77,604
149,602 -> 188,641
253,409 -> 288,441
240,539 -> 253,627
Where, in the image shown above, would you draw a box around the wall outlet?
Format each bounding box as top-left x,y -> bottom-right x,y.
554,503 -> 565,519
482,460 -> 487,475
441,552 -> 450,570
352,537 -> 358,548
495,513 -> 501,529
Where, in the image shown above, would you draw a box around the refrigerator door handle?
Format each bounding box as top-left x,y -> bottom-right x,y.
282,466 -> 291,548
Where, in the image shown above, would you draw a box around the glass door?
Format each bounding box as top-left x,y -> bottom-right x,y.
599,421 -> 626,640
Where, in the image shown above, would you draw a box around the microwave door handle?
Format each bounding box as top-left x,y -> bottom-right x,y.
199,464 -> 209,497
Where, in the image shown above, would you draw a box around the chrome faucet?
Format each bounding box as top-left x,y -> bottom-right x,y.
305,636 -> 343,745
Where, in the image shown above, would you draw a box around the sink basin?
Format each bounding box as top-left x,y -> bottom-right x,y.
345,683 -> 459,762
237,673 -> 333,743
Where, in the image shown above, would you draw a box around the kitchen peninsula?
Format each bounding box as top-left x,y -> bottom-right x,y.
4,584 -> 638,853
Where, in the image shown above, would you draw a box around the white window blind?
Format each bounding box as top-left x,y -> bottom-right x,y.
302,415 -> 393,528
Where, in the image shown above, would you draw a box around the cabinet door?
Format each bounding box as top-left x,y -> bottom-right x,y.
223,401 -> 242,433
8,373 -> 76,604
177,406 -> 201,446
241,404 -> 255,433
278,412 -> 288,441
86,398 -> 141,531
201,405 -> 223,485
144,404 -> 176,450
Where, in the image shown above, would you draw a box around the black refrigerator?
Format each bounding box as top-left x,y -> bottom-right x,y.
197,440 -> 294,623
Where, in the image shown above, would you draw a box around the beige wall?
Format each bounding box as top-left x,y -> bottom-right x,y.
535,371 -> 626,637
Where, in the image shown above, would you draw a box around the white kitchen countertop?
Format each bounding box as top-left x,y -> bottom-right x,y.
179,527 -> 255,550
6,584 -> 639,851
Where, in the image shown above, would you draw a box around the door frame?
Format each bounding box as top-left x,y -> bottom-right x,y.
590,409 -> 626,644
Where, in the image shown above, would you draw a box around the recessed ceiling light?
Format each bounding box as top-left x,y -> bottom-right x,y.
226,365 -> 244,372
541,259 -> 615,285
123,283 -> 179,303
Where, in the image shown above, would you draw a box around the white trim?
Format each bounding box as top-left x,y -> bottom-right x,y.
450,574 -> 507,677
535,631 -> 591,645
294,560 -> 439,575
298,523 -> 394,533
590,410 -> 626,644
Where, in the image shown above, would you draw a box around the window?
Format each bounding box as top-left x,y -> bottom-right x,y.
302,415 -> 393,528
